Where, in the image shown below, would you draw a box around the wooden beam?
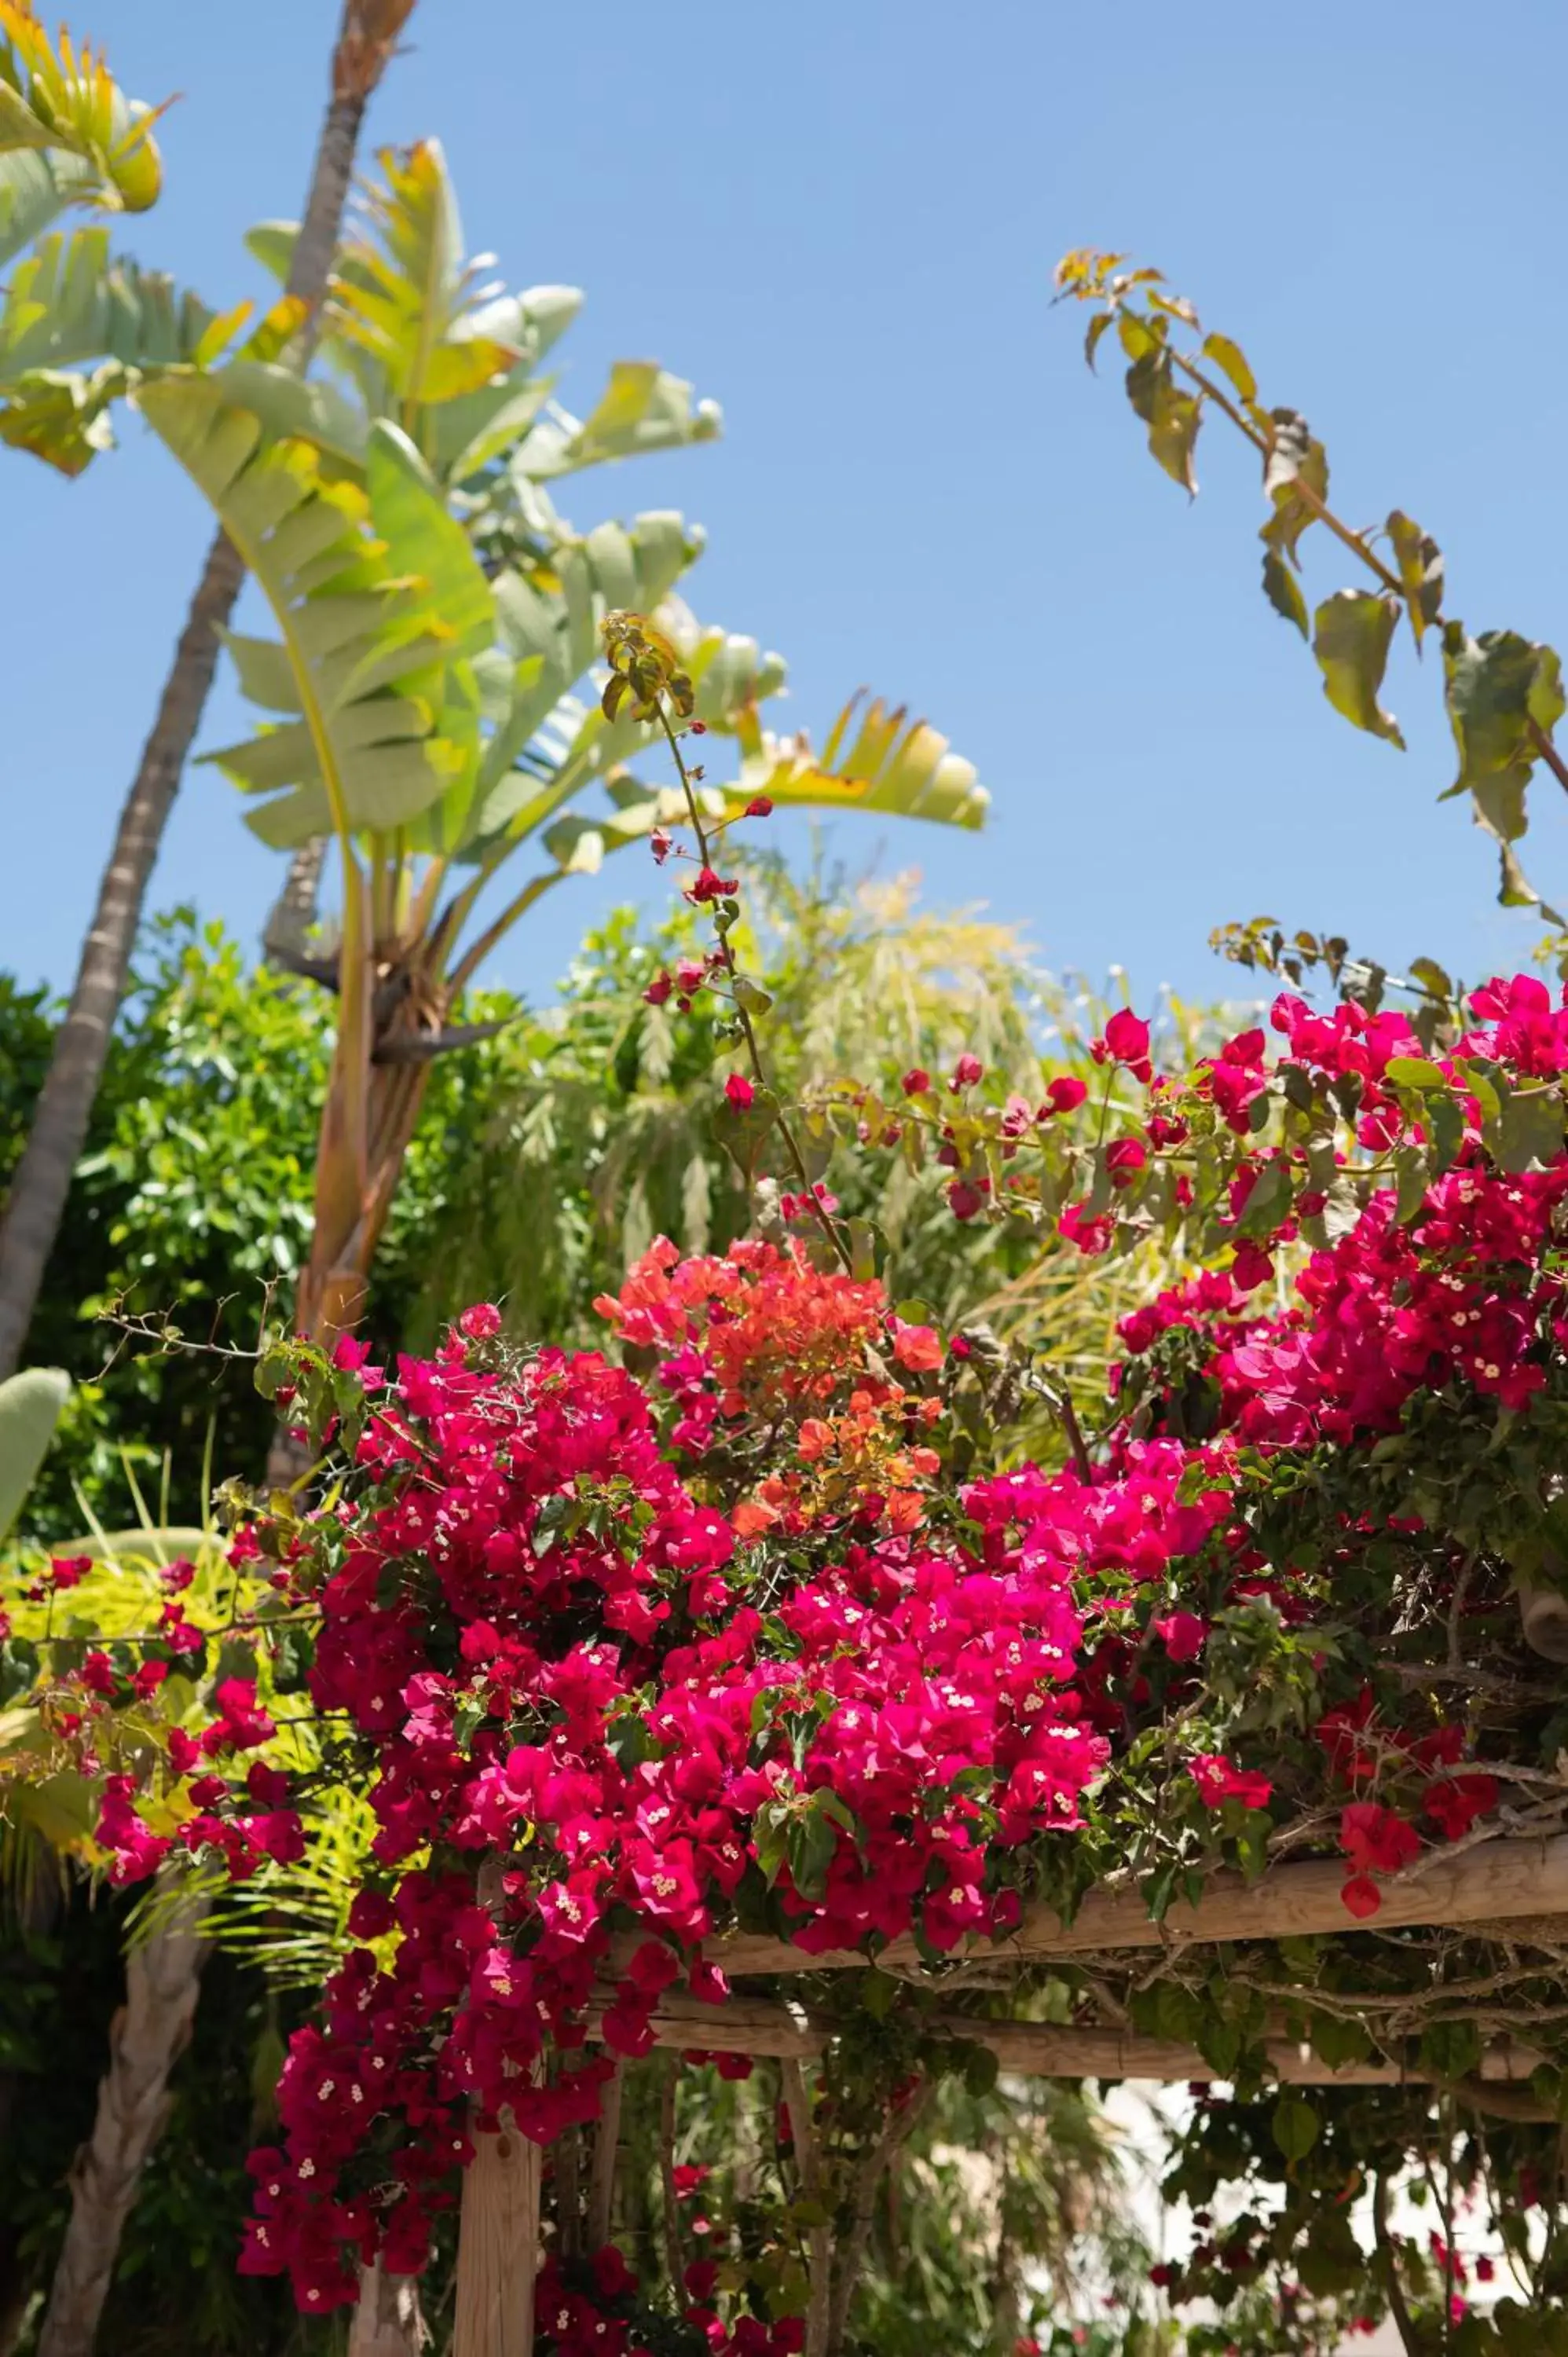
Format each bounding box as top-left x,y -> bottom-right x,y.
584,1990 -> 1544,2091
452,2108 -> 540,2357
639,1835 -> 1568,1978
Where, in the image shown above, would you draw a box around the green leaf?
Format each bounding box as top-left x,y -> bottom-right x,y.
325,139 -> 522,414
365,420 -> 493,661
0,148 -> 101,269
1394,1144 -> 1431,1224
1312,590 -> 1404,747
1420,2018 -> 1482,2080
1270,2095 -> 1320,2162
0,229 -> 213,378
1125,348 -> 1201,493
0,1366 -> 70,1544
521,357 -> 721,481
212,359 -> 368,467
786,1809 -> 837,1901
0,360 -> 126,475
1383,1055 -> 1446,1090
137,373 -> 491,849
720,690 -> 990,834
1386,509 -> 1444,644
1083,310 -> 1114,371
1427,1088 -> 1465,1177
1200,331 -> 1257,403
1495,1084 -> 1565,1175
1261,547 -> 1308,637
1235,1157 -> 1291,1238
713,1083 -> 781,1185
1306,2011 -> 1370,2070
1443,625 -> 1563,791
1440,629 -> 1568,911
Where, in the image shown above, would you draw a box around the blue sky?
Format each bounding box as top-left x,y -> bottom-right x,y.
8,0 -> 1568,1015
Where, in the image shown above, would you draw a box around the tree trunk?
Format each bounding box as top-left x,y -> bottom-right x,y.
28,12 -> 421,2348
264,1022 -> 435,1489
35,1885 -> 210,2357
348,2264 -> 430,2357
0,0 -> 417,1380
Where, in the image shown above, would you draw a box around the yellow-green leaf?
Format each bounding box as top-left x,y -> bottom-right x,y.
1313,590 -> 1404,747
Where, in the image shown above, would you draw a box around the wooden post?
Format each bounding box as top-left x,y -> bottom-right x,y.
452,2110 -> 540,2357
588,2059 -> 625,2252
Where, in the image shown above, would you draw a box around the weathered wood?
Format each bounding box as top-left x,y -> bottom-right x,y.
347,2263 -> 427,2357
584,1989 -> 1544,2090
452,2110 -> 540,2357
588,2059 -> 625,2252
631,1835 -> 1568,1978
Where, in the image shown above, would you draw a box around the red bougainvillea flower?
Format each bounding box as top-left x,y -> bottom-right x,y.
1188,1754 -> 1273,1811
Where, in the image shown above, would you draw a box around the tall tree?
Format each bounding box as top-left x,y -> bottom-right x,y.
0,0 -> 418,1381
15,19 -> 419,2357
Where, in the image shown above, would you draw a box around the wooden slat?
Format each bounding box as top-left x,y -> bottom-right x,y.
639,1835 -> 1568,1978
584,1989 -> 1544,2088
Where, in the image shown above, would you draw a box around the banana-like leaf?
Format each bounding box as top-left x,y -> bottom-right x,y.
723,693 -> 991,832
0,224 -> 217,471
243,155 -> 715,496
0,144 -> 97,266
0,225 -> 214,379
529,653 -> 987,884
0,2 -> 165,211
250,200 -> 584,483
324,139 -> 522,416
0,357 -> 120,471
519,360 -> 722,482
209,357 -> 367,467
423,512 -> 705,860
0,1365 -> 69,1544
135,375 -> 495,849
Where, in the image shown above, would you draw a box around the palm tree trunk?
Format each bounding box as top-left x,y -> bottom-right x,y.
0,0 -> 419,1381
35,1884 -> 211,2357
27,15 -> 423,2352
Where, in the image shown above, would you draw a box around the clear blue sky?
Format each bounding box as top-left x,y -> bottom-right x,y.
7,0 -> 1568,1013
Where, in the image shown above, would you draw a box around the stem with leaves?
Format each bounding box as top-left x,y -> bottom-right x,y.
1054,248 -> 1568,929
628,648 -> 855,1279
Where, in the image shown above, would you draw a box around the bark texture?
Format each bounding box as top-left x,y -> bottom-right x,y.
0,0 -> 416,1379
26,14 -> 419,2349
34,1889 -> 210,2357
347,2264 -> 430,2357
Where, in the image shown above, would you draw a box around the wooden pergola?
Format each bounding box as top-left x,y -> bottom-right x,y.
441,1832 -> 1568,2355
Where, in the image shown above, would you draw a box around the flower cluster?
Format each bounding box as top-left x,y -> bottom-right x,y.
37,966 -> 1568,2341
76,1241 -> 1115,2316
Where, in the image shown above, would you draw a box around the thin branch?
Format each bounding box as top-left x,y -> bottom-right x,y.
658,2053 -> 686,2299
654,706 -> 855,1277
779,2058 -> 831,2357
825,2083 -> 927,2354
1372,2172 -> 1420,2357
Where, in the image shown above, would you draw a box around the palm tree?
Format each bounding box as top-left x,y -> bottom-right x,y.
0,0 -> 419,1383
